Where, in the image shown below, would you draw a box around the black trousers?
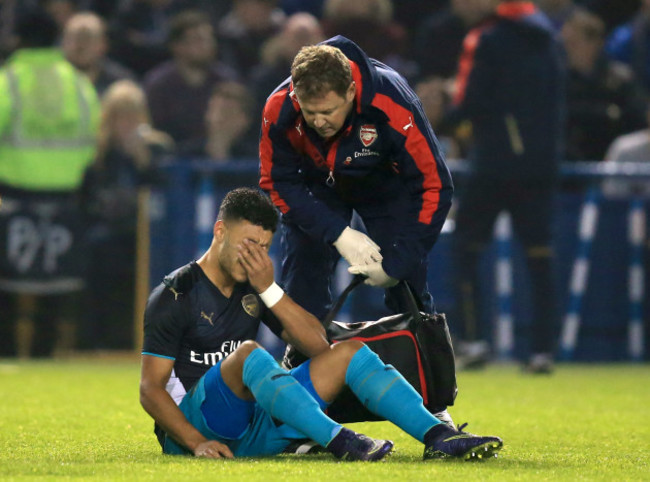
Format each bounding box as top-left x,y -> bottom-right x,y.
452,177 -> 558,355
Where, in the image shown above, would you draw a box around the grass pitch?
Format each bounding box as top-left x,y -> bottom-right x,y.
1,357 -> 648,481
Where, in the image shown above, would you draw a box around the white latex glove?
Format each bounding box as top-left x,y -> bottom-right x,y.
348,262 -> 398,288
333,226 -> 382,266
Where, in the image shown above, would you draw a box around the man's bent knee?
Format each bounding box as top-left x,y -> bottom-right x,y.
236,340 -> 263,357
220,340 -> 263,400
330,340 -> 364,363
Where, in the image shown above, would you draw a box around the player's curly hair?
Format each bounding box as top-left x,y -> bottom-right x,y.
291,45 -> 352,99
218,188 -> 279,232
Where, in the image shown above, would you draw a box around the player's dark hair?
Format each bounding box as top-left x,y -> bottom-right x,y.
291,45 -> 352,99
218,188 -> 279,232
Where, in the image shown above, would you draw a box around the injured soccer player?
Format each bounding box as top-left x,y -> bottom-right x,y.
139,188 -> 503,460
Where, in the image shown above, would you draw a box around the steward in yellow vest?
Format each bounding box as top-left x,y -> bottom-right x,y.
0,47 -> 99,191
0,9 -> 100,359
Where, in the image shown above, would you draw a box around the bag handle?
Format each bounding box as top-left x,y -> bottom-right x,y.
322,275 -> 365,329
322,275 -> 423,330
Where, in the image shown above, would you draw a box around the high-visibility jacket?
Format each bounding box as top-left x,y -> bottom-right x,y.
0,48 -> 99,191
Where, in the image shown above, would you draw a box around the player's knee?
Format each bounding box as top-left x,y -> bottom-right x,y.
331,339 -> 365,364
237,340 -> 263,358
223,340 -> 263,378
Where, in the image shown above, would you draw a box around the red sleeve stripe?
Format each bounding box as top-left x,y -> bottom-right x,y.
371,93 -> 442,224
259,89 -> 291,214
453,27 -> 483,106
349,61 -> 363,113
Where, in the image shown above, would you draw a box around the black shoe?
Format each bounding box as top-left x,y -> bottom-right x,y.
326,427 -> 394,461
423,423 -> 503,461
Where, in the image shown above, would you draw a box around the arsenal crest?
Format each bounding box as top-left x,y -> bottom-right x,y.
359,125 -> 378,147
242,294 -> 260,318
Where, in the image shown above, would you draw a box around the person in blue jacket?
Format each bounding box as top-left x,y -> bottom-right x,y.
258,36 -> 453,321
448,0 -> 565,373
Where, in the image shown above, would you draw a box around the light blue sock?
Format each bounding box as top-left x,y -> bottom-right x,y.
346,344 -> 440,442
242,348 -> 342,447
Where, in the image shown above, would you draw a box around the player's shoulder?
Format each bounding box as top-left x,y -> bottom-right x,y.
147,262 -> 200,311
163,262 -> 200,297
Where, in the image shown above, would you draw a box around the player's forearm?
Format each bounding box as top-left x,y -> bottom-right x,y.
274,297 -> 329,357
139,385 -> 206,453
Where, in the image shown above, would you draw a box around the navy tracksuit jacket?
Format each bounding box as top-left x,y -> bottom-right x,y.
259,36 -> 453,317
451,1 -> 565,182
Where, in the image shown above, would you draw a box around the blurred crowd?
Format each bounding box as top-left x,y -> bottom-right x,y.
1,0 -> 649,356
1,0 -> 649,165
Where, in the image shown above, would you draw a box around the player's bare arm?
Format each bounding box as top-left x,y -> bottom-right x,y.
139,355 -> 234,459
237,239 -> 329,357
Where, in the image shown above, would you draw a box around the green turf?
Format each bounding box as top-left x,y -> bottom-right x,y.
1,358 -> 649,481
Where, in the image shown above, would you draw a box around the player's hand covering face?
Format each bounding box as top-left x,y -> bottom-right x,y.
216,220 -> 273,286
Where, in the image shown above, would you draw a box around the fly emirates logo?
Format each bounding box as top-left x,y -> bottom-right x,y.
190,340 -> 243,366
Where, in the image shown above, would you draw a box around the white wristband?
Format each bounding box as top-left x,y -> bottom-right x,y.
259,282 -> 284,308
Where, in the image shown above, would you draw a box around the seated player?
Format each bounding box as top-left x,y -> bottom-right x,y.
139,187 -> 503,461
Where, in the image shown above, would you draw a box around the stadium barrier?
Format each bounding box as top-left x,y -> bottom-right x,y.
144,158 -> 650,362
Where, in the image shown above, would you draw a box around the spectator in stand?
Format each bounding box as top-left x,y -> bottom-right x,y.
249,12 -> 325,126
180,81 -> 256,160
600,99 -> 650,361
536,0 -> 577,33
217,0 -> 286,81
413,0 -> 498,81
602,99 -> 650,198
562,7 -> 646,162
605,0 -> 650,93
81,79 -> 173,350
62,12 -> 136,97
108,0 -> 200,77
320,0 -> 412,78
144,10 -> 238,153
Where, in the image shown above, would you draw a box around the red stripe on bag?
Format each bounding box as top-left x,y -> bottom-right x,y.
333,330 -> 429,406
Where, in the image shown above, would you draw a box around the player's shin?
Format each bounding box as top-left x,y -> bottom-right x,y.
242,348 -> 342,447
345,344 -> 441,442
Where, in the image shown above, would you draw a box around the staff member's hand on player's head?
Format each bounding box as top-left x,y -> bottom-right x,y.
237,238 -> 275,293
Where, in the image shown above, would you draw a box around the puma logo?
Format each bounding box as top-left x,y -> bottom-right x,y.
402,116 -> 414,131
295,123 -> 302,135
168,287 -> 181,300
200,311 -> 214,325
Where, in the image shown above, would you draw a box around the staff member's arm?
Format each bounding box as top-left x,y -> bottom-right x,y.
367,93 -> 453,282
237,238 -> 330,357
